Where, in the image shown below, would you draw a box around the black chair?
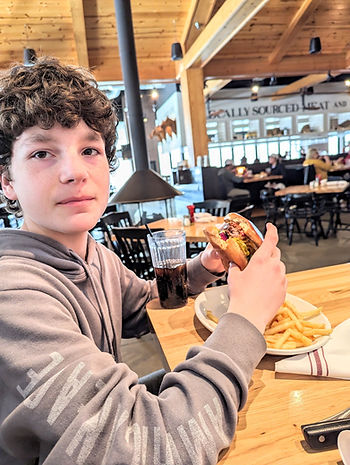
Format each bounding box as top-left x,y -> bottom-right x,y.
259,188 -> 285,231
303,164 -> 316,184
282,193 -> 326,246
100,211 -> 133,253
236,204 -> 255,220
193,199 -> 231,217
112,227 -> 163,279
228,195 -> 251,213
325,188 -> 350,236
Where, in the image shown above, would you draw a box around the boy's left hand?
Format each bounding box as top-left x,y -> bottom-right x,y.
200,243 -> 225,274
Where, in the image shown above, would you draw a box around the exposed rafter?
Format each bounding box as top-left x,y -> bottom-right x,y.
69,0 -> 89,68
204,54 -> 348,80
204,78 -> 231,99
271,73 -> 328,100
268,0 -> 322,64
179,0 -> 270,72
181,0 -> 216,52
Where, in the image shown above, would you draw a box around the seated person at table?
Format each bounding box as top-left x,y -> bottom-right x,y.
218,159 -> 251,200
265,154 -> 286,190
337,146 -> 350,166
303,147 -> 333,180
268,154 -> 286,178
0,57 -> 286,465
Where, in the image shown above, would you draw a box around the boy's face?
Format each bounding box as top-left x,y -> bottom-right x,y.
1,120 -> 110,247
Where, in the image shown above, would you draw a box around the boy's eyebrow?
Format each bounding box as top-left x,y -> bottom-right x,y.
22,129 -> 103,144
84,130 -> 103,141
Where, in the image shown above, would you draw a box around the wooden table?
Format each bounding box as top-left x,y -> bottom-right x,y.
243,174 -> 283,184
147,217 -> 224,243
275,182 -> 349,197
147,263 -> 350,465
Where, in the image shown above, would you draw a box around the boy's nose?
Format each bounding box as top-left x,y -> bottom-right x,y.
59,154 -> 88,184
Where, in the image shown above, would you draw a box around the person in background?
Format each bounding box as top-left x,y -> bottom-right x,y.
0,57 -> 286,464
303,147 -> 333,180
264,154 -> 286,191
337,146 -> 350,166
218,159 -> 251,200
268,154 -> 286,178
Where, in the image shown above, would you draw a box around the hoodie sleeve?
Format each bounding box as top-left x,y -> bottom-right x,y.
0,259 -> 265,465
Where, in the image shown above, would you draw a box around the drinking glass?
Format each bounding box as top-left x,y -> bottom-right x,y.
148,230 -> 188,309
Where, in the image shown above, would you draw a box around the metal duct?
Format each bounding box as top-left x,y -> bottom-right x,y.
112,0 -> 181,204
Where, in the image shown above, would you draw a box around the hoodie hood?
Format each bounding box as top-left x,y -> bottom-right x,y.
0,229 -> 93,282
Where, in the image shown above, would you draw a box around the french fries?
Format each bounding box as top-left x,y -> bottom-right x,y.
206,310 -> 219,324
205,299 -> 332,351
264,300 -> 332,350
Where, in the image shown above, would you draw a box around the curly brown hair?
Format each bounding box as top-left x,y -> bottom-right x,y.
0,56 -> 118,216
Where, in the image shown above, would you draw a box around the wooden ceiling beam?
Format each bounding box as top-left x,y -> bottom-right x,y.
204,53 -> 348,80
179,0 -> 270,72
203,78 -> 232,99
181,0 -> 216,51
268,0 -> 322,65
69,0 -> 89,68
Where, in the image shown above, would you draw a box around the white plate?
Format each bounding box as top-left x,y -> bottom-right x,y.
338,430 -> 350,465
194,286 -> 331,356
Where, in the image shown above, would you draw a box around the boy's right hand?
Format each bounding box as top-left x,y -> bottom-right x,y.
227,223 -> 287,334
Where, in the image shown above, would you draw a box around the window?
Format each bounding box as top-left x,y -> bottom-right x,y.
328,135 -> 339,155
232,144 -> 245,164
208,146 -> 221,167
257,141 -> 268,162
245,143 -> 256,163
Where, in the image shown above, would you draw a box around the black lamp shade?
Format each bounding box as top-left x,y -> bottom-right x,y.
309,37 -> 321,54
171,42 -> 183,61
23,48 -> 37,65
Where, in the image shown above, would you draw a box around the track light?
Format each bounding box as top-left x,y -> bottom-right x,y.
250,82 -> 259,101
23,48 -> 37,66
269,75 -> 277,86
309,37 -> 321,54
171,42 -> 183,61
327,70 -> 335,82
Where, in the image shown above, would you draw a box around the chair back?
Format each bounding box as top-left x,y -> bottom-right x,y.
102,211 -> 133,228
112,227 -> 163,279
100,212 -> 133,253
193,199 -> 231,217
236,204 -> 255,220
303,164 -> 316,184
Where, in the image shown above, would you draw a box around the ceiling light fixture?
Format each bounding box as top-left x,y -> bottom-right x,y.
269,75 -> 277,86
171,42 -> 183,61
309,37 -> 321,54
327,70 -> 335,82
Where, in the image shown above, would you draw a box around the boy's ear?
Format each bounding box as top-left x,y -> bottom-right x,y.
1,171 -> 17,201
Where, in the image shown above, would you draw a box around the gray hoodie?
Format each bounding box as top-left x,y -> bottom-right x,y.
0,229 -> 266,465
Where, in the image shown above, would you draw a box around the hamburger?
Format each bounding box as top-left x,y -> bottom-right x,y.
204,213 -> 263,271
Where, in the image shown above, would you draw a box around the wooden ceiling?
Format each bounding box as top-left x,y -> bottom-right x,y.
1,0 -> 350,85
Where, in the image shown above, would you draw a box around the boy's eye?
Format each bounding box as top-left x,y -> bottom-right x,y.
32,151 -> 50,159
83,147 -> 99,156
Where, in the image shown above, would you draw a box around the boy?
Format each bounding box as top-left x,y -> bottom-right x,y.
0,57 -> 286,464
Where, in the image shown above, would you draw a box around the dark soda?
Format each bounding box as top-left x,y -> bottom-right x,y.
155,263 -> 188,308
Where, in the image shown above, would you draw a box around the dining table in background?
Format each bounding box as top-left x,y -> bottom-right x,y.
146,217 -> 223,243
242,174 -> 283,184
274,181 -> 349,197
146,263 -> 350,465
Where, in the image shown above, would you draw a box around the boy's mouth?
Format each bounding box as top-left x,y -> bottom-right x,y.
58,196 -> 95,205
